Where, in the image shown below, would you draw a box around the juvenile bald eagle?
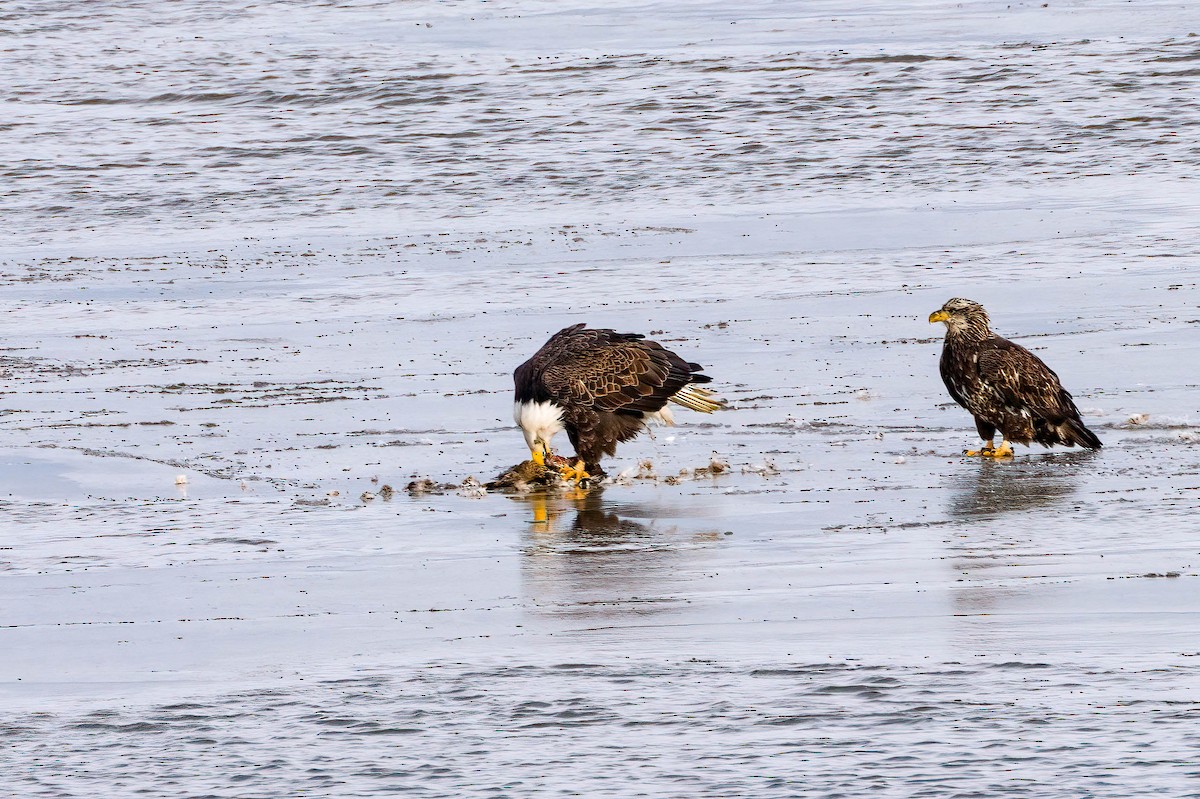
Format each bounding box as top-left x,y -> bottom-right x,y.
514,324 -> 723,481
929,298 -> 1101,457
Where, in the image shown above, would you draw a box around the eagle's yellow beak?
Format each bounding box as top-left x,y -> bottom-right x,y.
928,310 -> 950,324
531,447 -> 546,466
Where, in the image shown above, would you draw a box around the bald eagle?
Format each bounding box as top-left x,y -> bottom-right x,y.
929,298 -> 1101,457
514,324 -> 723,481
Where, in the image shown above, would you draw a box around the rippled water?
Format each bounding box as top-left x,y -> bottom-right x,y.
4,1 -> 1200,796
4,0 -> 1200,242
7,661 -> 1200,797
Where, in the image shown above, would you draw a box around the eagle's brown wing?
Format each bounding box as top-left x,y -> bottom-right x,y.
531,325 -> 697,414
978,337 -> 1080,419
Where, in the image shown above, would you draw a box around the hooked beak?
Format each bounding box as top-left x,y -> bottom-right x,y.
928,310 -> 950,324
531,447 -> 546,466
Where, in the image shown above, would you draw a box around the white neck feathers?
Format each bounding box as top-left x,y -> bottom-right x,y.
514,400 -> 565,450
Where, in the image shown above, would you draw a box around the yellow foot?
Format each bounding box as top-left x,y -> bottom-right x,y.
557,459 -> 592,484
964,443 -> 1014,458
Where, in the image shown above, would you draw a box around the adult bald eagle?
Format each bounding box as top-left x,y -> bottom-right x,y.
514,324 -> 723,481
929,298 -> 1101,457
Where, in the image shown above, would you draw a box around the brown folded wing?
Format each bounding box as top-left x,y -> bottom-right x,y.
978,338 -> 1078,420
536,326 -> 694,415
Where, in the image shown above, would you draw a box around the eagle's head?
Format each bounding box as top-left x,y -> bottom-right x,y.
514,400 -> 565,465
928,297 -> 991,339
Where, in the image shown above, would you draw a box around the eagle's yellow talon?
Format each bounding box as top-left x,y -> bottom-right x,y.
965,442 -> 1012,458
557,460 -> 591,484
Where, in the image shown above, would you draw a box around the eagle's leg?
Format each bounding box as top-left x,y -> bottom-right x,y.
966,420 -> 997,456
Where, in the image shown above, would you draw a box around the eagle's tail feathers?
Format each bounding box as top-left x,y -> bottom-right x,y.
669,384 -> 726,414
1060,417 -> 1102,449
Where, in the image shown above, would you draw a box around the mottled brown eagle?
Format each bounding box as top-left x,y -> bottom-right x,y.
514,324 -> 723,481
929,298 -> 1102,457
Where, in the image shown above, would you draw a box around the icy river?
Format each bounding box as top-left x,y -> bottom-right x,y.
3,0 -> 1200,796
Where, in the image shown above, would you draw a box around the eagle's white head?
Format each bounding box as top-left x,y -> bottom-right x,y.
514,400 -> 564,465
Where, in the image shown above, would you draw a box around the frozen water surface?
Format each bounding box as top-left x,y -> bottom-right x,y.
3,0 -> 1200,796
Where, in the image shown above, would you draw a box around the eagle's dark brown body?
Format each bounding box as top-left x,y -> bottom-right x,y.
514,324 -> 721,474
931,298 -> 1101,452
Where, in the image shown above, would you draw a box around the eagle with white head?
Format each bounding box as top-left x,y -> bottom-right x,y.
513,324 -> 724,481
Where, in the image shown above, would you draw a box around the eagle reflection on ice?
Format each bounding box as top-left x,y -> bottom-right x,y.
946,451 -> 1095,519
508,488 -> 722,619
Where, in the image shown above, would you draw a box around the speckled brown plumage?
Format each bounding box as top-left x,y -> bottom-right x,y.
931,298 -> 1102,451
514,324 -> 720,473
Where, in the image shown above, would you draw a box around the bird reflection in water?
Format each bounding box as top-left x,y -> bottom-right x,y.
510,487 -> 722,619
946,450 -> 1097,624
521,487 -> 654,541
947,450 -> 1095,519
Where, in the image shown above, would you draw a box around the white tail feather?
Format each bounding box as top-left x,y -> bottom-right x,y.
669,384 -> 725,414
